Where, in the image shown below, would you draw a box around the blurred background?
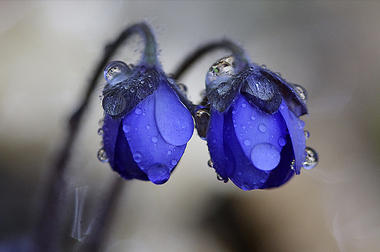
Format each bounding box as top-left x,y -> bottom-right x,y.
1,1 -> 380,251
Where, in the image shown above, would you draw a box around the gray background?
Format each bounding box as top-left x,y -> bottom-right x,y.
0,1 -> 379,251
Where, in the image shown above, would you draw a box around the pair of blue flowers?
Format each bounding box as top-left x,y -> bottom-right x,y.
99,25 -> 316,190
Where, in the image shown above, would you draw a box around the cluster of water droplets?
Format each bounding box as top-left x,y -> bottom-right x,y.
104,61 -> 131,85
97,118 -> 109,163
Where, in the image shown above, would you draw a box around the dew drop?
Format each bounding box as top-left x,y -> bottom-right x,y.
97,148 -> 109,163
104,61 -> 131,85
151,136 -> 158,143
97,128 -> 104,136
278,136 -> 287,147
147,163 -> 170,184
304,130 -> 310,139
216,174 -> 228,183
168,150 -> 172,155
98,118 -> 104,127
206,56 -> 235,89
122,124 -> 131,133
207,159 -> 214,168
146,125 -> 151,130
260,64 -> 267,69
135,108 -> 143,115
133,152 -> 142,163
258,123 -> 267,133
251,143 -> 280,171
303,147 -> 319,169
237,172 -> 242,176
242,103 -> 247,108
177,83 -> 188,94
292,84 -> 308,102
244,139 -> 251,146
171,159 -> 178,166
290,159 -> 296,170
251,115 -> 256,121
241,183 -> 250,191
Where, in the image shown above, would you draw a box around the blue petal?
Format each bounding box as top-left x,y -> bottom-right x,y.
123,90 -> 187,184
114,120 -> 149,181
223,105 -> 270,190
232,95 -> 288,171
155,80 -> 194,146
207,109 -> 235,180
279,101 -> 306,174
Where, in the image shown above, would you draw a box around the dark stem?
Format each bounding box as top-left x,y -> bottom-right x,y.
172,39 -> 249,81
32,22 -> 155,252
74,177 -> 125,252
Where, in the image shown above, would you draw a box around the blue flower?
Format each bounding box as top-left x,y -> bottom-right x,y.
204,57 -> 310,190
101,61 -> 194,184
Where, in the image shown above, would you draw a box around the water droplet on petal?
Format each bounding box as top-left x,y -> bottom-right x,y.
147,163 -> 170,184
97,128 -> 104,136
304,130 -> 310,139
195,108 -> 210,140
278,136 -> 287,147
241,183 -> 250,191
303,147 -> 318,169
133,152 -> 142,163
260,64 -> 267,69
104,61 -> 131,85
207,159 -> 214,168
258,123 -> 267,133
146,125 -> 151,130
292,84 -> 308,102
242,103 -> 247,108
290,159 -> 296,170
244,139 -> 251,146
135,108 -> 142,115
171,159 -> 178,166
251,143 -> 280,171
151,136 -> 158,143
206,56 -> 235,90
251,115 -> 256,120
97,148 -> 109,163
168,150 -> 172,155
122,124 -> 131,133
216,174 -> 228,183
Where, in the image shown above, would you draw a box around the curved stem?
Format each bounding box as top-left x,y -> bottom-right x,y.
172,39 -> 250,81
32,22 -> 154,252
